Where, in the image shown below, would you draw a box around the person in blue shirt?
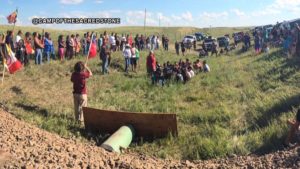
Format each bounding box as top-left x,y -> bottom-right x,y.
43,32 -> 53,63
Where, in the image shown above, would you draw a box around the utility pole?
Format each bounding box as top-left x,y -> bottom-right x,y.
144,8 -> 146,32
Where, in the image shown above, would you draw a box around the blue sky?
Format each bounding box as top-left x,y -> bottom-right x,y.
0,0 -> 300,29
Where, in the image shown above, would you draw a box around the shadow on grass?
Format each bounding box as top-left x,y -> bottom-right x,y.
10,86 -> 23,95
13,102 -> 138,146
15,103 -> 49,117
253,94 -> 300,130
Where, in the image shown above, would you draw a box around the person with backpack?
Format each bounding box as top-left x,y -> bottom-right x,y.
71,61 -> 92,124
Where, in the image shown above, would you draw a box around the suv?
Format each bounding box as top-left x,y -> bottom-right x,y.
182,35 -> 196,44
195,32 -> 206,41
203,37 -> 217,51
217,36 -> 230,47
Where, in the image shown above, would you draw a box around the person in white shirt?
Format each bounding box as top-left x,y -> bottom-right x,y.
109,33 -> 116,52
123,44 -> 132,73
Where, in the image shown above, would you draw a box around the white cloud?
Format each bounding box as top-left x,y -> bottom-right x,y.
94,0 -> 103,4
60,0 -> 84,5
181,11 -> 193,22
200,11 -> 228,20
231,9 -> 245,17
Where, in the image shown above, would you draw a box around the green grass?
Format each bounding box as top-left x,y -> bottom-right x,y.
1,26 -> 299,160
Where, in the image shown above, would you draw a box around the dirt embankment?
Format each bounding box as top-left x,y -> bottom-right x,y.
1,109 -> 300,169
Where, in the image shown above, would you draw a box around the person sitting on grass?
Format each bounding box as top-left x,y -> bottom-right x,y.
203,60 -> 210,73
152,63 -> 164,86
71,61 -> 93,124
193,59 -> 203,73
186,66 -> 195,80
284,109 -> 300,148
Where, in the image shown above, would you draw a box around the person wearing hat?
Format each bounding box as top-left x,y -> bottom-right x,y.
123,43 -> 132,73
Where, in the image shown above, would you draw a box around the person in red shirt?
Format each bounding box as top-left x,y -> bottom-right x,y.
146,51 -> 156,76
71,61 -> 93,123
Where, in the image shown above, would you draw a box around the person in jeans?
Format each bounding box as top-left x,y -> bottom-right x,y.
33,32 -> 44,65
100,46 -> 109,74
71,61 -> 92,123
123,44 -> 132,73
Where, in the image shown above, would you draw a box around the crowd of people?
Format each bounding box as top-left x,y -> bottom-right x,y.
249,22 -> 300,56
146,51 -> 210,86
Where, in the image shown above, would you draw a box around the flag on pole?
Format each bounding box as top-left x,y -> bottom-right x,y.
5,44 -> 22,74
88,35 -> 97,59
7,9 -> 18,24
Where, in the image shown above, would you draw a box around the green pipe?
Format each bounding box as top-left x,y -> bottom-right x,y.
101,125 -> 135,153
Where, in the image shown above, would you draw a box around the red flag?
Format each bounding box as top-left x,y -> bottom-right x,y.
88,42 -> 97,59
5,44 -> 22,74
7,10 -> 18,24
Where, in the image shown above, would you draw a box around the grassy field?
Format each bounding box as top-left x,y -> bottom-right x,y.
1,26 -> 299,160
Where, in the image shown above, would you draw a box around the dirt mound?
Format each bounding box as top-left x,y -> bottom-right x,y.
1,109 -> 300,169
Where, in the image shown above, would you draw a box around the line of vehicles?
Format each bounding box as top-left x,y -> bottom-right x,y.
182,32 -> 231,51
181,18 -> 300,52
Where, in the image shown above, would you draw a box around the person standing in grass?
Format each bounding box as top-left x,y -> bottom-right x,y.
24,32 -> 33,66
146,51 -> 156,76
254,34 -> 261,54
181,42 -> 186,56
98,34 -> 103,53
100,46 -> 109,74
33,32 -> 44,65
74,34 -> 81,57
71,61 -> 92,124
131,43 -> 137,72
58,35 -> 65,61
175,41 -> 180,56
81,33 -> 87,55
43,32 -> 53,63
135,45 -> 140,70
123,44 -> 132,73
65,35 -> 74,60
